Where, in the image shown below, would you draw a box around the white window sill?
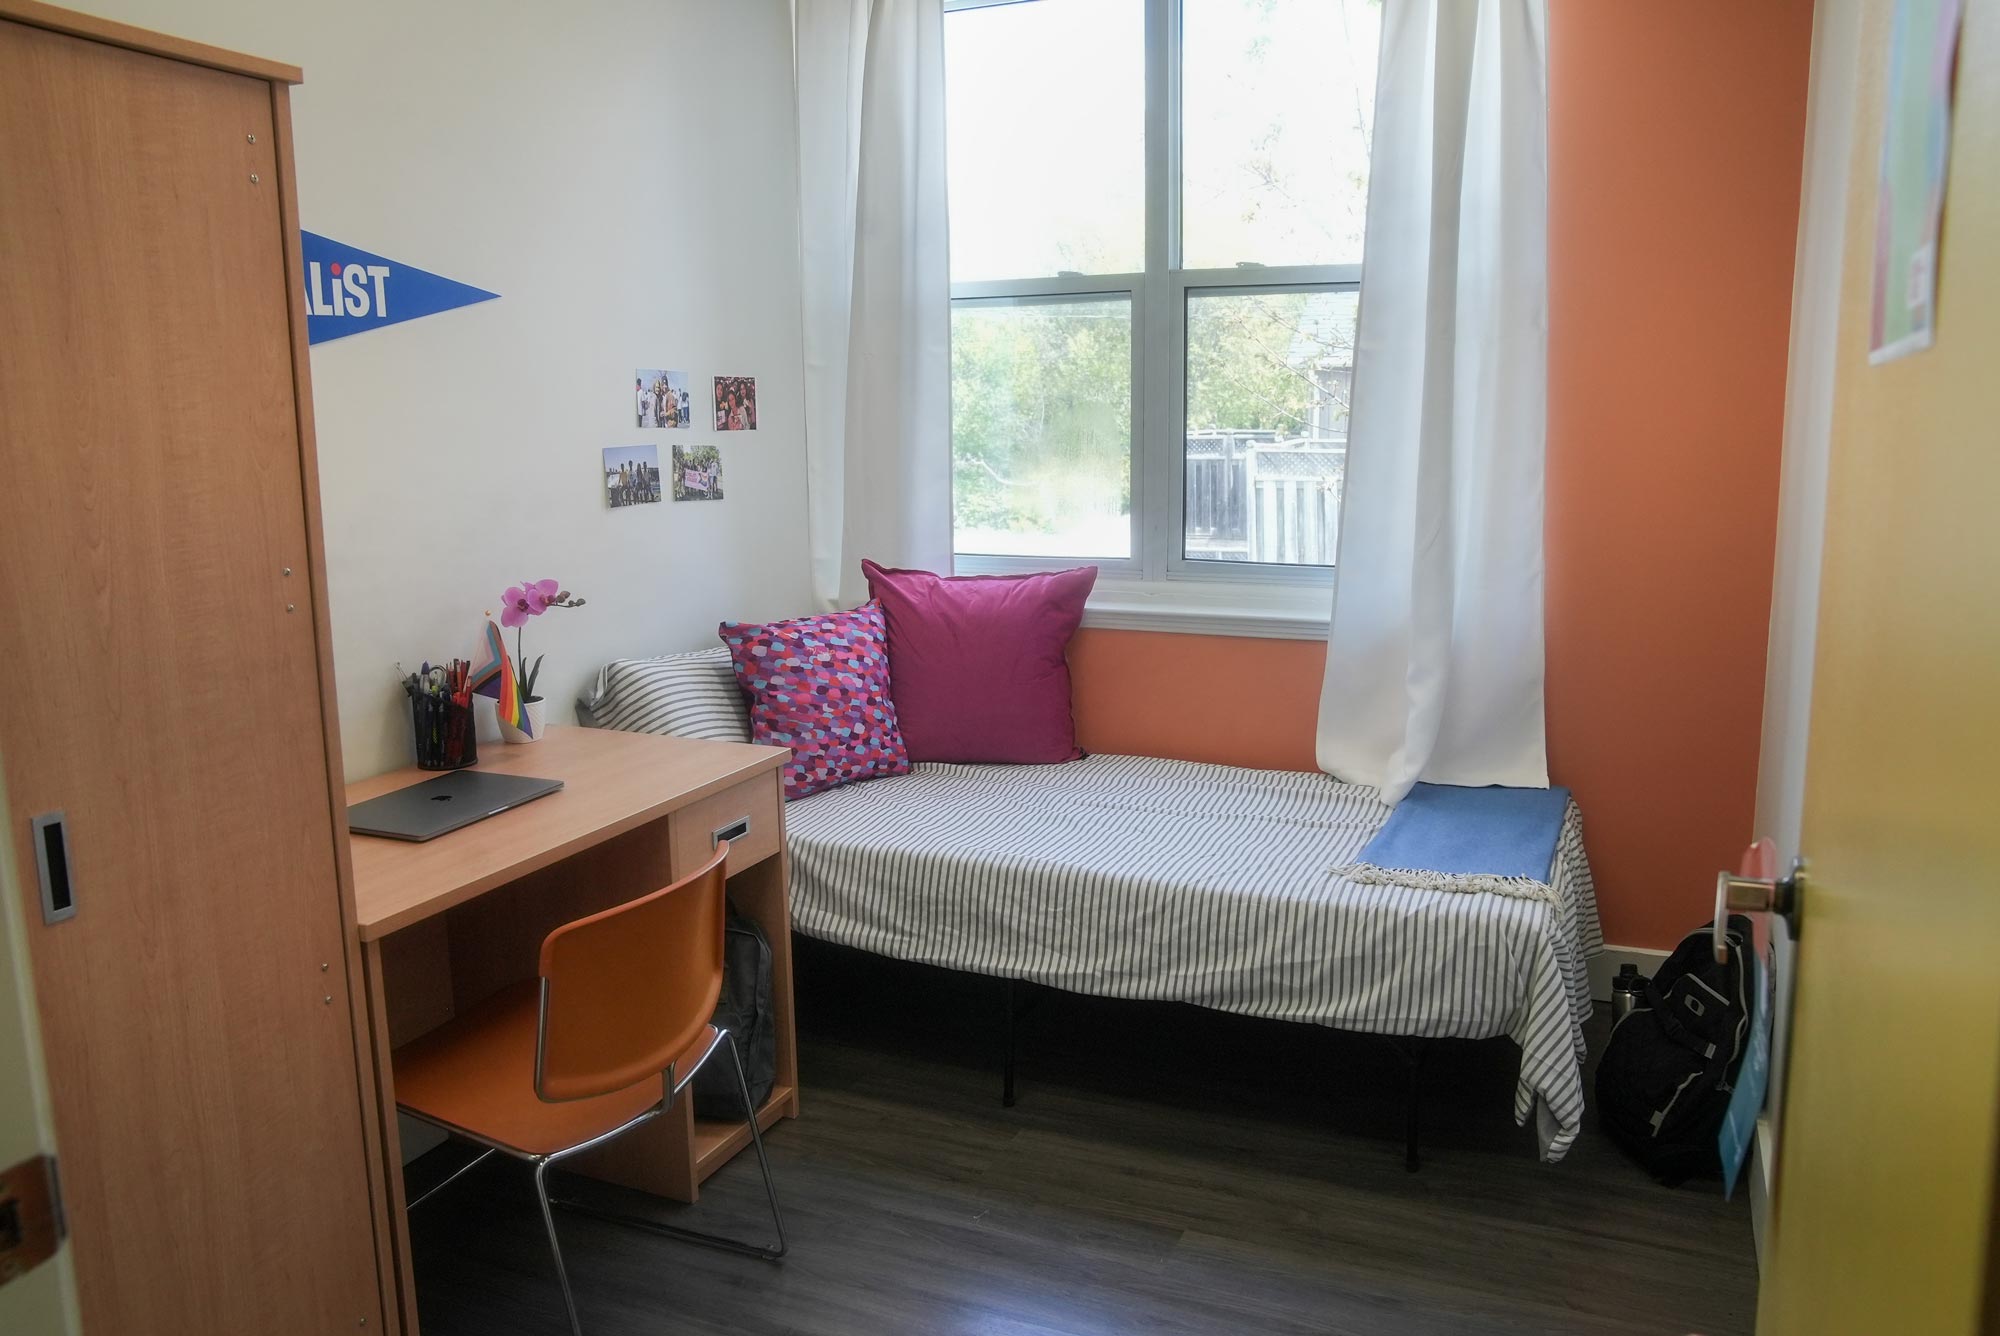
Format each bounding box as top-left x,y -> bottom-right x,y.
1081,579 -> 1330,641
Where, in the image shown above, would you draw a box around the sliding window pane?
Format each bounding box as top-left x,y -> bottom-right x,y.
1184,289 -> 1354,566
953,298 -> 1133,559
1180,0 -> 1379,269
945,0 -> 1145,281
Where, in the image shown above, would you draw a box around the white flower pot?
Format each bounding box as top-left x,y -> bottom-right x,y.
499,697 -> 545,745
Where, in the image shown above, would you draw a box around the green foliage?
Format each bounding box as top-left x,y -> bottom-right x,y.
1187,291 -> 1351,437
951,302 -> 1132,538
951,292 -> 1353,541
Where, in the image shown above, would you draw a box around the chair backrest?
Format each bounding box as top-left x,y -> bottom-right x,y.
534,843 -> 730,1103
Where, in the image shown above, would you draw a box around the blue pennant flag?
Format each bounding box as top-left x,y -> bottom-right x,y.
301,231 -> 499,345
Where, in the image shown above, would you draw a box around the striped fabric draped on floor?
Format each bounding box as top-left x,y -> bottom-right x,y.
785,754 -> 1604,1161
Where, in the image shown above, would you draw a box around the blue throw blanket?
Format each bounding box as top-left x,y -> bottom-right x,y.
1339,782 -> 1572,901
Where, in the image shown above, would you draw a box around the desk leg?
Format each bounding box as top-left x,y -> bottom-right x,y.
561,844 -> 796,1205
598,850 -> 801,1201
363,938 -> 422,1335
441,824 -> 706,1204
569,1097 -> 700,1202
379,818 -> 796,1211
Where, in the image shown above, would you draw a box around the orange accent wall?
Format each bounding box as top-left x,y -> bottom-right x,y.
1544,0 -> 1812,947
1065,2 -> 1814,950
1069,629 -> 1324,773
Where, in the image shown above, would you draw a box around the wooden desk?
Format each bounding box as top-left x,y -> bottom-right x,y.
346,726 -> 797,1336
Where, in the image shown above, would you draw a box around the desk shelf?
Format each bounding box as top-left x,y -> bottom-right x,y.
693,1082 -> 799,1185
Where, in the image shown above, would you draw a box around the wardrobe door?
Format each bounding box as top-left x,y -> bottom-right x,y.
0,20 -> 383,1334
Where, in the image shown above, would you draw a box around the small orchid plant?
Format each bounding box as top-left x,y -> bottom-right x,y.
496,579 -> 586,703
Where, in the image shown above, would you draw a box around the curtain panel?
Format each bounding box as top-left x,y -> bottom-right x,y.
1317,0 -> 1552,804
794,0 -> 953,610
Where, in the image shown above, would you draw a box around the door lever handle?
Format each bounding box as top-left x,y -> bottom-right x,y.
1713,859 -> 1806,963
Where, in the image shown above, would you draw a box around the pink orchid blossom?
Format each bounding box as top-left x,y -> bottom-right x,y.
499,578 -> 562,628
491,581 -> 587,704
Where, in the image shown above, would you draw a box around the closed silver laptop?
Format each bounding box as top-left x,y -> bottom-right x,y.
346,770 -> 564,842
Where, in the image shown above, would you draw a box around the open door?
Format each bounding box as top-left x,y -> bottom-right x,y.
0,14 -> 387,1332
1757,0 -> 2000,1330
0,752 -> 79,1333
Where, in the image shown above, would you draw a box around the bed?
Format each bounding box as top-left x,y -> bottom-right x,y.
784,753 -> 1603,1162
581,649 -> 1604,1163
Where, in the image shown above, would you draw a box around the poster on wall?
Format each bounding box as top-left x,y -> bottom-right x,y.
1868,0 -> 1966,364
636,370 -> 692,428
300,232 -> 499,345
673,443 -> 724,501
603,445 -> 661,508
713,376 -> 758,431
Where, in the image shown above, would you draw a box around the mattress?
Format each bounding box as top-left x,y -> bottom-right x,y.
785,753 -> 1604,1161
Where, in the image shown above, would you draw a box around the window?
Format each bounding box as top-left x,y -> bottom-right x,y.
952,298 -> 1134,558
946,0 -> 1378,587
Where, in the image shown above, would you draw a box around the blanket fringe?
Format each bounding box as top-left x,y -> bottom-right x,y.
1335,862 -> 1558,904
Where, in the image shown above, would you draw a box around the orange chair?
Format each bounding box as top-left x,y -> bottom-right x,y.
394,843 -> 786,1335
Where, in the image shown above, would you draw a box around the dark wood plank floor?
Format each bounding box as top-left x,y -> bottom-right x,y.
409,940 -> 1757,1336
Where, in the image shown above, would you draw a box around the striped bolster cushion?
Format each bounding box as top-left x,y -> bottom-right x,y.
577,646 -> 751,743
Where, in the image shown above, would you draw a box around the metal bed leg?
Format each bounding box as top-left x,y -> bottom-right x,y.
1001,978 -> 1018,1108
1401,1039 -> 1427,1173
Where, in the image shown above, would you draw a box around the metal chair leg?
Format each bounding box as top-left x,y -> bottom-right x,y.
548,1032 -> 787,1262
403,1146 -> 496,1211
533,1157 -> 586,1336
727,1030 -> 789,1259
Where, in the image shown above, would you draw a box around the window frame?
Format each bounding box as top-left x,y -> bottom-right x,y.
947,0 -> 1360,597
950,286 -> 1146,578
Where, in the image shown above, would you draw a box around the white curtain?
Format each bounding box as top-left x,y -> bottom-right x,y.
794,0 -> 953,610
1317,0 -> 1550,804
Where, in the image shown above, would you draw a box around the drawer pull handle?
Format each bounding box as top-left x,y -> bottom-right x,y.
712,816 -> 751,849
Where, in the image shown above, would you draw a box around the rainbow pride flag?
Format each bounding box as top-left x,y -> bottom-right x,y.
470,619 -> 531,737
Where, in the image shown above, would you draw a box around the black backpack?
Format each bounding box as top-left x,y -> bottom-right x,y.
1594,915 -> 1752,1184
690,905 -> 776,1119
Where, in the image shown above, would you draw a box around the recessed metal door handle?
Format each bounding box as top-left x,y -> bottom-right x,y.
1713,858 -> 1806,963
712,816 -> 750,849
30,813 -> 75,925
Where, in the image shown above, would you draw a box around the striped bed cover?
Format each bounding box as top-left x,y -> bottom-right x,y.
786,754 -> 1604,1161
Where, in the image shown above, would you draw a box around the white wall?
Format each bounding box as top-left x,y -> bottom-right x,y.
65,0 -> 813,778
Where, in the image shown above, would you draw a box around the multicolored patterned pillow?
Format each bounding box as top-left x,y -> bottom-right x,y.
718,602 -> 910,800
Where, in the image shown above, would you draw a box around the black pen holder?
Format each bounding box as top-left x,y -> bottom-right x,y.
412,694 -> 478,771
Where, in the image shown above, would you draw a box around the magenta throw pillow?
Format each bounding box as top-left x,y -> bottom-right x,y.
861,560 -> 1097,765
719,601 -> 910,800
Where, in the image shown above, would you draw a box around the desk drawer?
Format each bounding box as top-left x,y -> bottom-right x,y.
670,774 -> 781,878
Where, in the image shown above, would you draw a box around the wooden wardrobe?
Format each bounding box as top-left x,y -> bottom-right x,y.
0,4 -> 394,1331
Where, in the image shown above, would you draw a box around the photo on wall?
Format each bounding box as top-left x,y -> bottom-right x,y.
603,444 -> 661,508
673,443 -> 724,502
1867,0 -> 1966,363
713,375 -> 757,431
636,369 -> 692,428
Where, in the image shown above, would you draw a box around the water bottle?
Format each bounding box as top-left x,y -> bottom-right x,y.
1610,963 -> 1645,1024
